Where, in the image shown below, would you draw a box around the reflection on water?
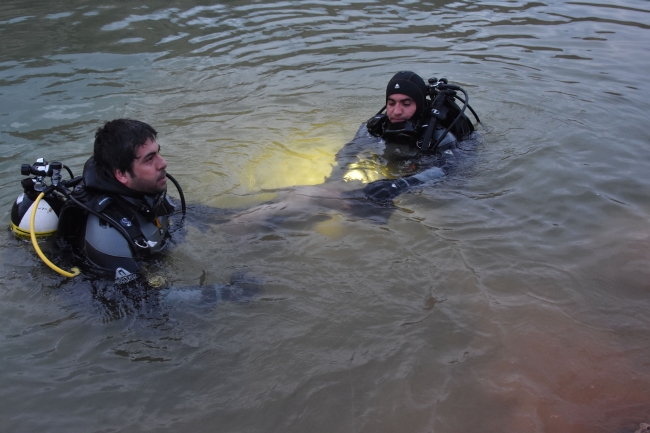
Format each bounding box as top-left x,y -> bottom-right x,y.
2,0 -> 650,432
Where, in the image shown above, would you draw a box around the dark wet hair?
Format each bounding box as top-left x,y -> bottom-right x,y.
94,119 -> 157,177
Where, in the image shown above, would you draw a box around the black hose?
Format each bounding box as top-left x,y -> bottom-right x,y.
420,116 -> 439,153
56,184 -> 141,254
62,165 -> 75,179
453,95 -> 481,124
56,173 -> 185,255
62,175 -> 84,188
165,173 -> 186,215
430,86 -> 470,151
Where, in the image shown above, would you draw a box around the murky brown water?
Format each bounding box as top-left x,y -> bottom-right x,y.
1,1 -> 650,432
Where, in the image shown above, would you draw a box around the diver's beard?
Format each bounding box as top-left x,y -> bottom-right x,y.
129,171 -> 167,195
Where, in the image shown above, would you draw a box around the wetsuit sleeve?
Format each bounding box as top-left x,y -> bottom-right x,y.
363,166 -> 445,203
363,177 -> 424,202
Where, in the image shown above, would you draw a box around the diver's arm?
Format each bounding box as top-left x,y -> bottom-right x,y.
362,166 -> 444,203
324,122 -> 382,184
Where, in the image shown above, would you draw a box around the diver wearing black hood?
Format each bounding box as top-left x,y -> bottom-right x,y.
57,119 -> 176,284
332,71 -> 479,203
367,71 -> 475,157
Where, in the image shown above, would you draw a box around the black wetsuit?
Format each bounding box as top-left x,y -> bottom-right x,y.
57,157 -> 175,283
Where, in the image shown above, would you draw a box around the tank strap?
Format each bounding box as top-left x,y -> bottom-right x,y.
98,198 -> 156,255
73,194 -> 152,256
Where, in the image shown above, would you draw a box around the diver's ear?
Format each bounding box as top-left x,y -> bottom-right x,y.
114,168 -> 131,186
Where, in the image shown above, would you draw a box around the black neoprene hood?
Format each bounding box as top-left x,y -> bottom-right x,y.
385,71 -> 428,121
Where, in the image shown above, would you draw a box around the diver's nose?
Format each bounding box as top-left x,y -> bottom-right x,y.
157,154 -> 167,171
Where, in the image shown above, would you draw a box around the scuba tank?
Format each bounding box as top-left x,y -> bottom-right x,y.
9,158 -> 82,277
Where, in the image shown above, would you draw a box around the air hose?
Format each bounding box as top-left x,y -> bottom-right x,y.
166,173 -> 186,214
30,191 -> 80,278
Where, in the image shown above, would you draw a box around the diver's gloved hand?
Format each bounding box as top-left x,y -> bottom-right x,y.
363,167 -> 445,203
363,177 -> 423,203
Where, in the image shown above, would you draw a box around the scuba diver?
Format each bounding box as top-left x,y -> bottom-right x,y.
11,119 -> 184,285
56,119 -> 177,284
11,118 -> 259,312
332,71 -> 480,203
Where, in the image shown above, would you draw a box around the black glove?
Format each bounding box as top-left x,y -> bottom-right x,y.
363,176 -> 423,203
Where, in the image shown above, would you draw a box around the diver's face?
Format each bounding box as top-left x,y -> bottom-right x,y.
386,94 -> 417,123
115,138 -> 168,195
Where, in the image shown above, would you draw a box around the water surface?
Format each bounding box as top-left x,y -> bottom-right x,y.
1,1 -> 650,432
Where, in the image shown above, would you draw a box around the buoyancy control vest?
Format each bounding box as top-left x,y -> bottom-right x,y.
57,158 -> 175,282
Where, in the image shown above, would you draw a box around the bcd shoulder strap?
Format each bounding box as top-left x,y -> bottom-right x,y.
88,195 -> 154,256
